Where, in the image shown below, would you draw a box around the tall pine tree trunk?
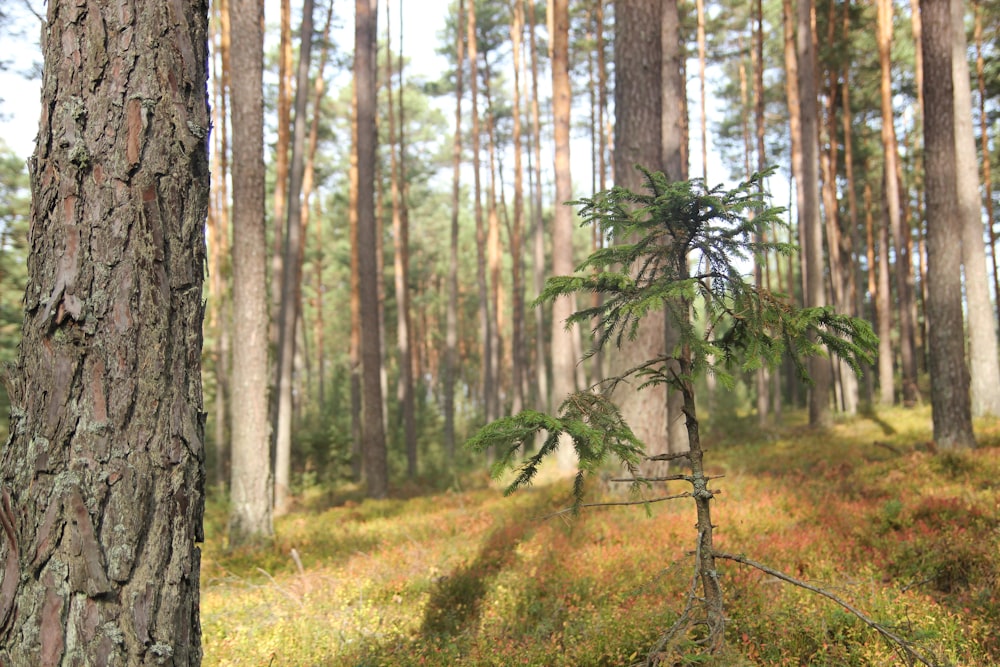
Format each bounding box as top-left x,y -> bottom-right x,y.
662,0 -> 690,455
229,0 -> 274,545
510,0 -> 527,415
386,0 -> 417,476
615,1 -> 670,472
275,0 -> 315,515
528,0 -> 549,412
797,0 -> 832,426
950,0 -> 1000,417
356,0 -> 388,496
210,0 -> 233,486
921,0 -> 976,449
551,0 -> 578,471
975,1 -> 1000,326
467,0 -> 492,423
0,1 -> 209,661
443,1 -> 464,457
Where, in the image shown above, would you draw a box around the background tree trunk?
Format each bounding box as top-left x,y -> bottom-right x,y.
444,1 -> 464,458
662,0 -> 690,456
356,0 -> 388,496
615,0 -> 670,473
797,0 -> 832,427
921,0 -> 976,449
229,0 -> 274,545
274,0 -> 315,515
0,0 -> 210,662
551,0 -> 578,472
951,0 -> 1000,417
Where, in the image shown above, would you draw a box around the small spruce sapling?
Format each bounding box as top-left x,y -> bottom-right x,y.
466,168 -> 941,663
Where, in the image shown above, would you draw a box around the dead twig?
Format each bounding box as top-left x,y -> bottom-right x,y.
713,551 -> 939,667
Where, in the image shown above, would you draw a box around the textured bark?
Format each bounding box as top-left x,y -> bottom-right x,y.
228,0 -> 274,545
614,1 -> 669,473
356,0 -> 388,496
921,0 -> 976,449
0,0 -> 209,663
443,1 -> 464,458
951,0 -> 1000,417
551,0 -> 578,471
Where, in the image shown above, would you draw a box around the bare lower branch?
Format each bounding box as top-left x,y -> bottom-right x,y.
610,474 -> 724,484
713,551 -> 939,667
540,492 -> 693,520
20,0 -> 44,23
646,450 -> 693,462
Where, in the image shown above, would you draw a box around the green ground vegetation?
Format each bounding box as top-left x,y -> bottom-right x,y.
200,405 -> 1000,666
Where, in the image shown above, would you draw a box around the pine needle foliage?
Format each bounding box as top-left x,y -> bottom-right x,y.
468,167 -> 877,510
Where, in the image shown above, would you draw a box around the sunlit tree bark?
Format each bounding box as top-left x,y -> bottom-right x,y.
0,1 -> 209,661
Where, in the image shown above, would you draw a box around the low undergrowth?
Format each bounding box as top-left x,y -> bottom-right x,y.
200,406 -> 1000,666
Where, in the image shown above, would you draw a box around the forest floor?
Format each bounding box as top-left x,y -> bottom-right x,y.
200,405 -> 1000,666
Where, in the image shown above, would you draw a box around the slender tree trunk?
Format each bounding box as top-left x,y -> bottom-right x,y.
229,0 -> 274,546
510,0 -> 527,415
820,20 -> 858,416
272,0 -> 293,350
386,0 -> 417,477
552,0 -> 578,472
467,0 -> 492,423
696,0 -> 708,182
921,0 -> 976,449
210,0 -> 232,487
349,84 -> 363,482
483,57 -> 503,423
750,6 -> 768,425
304,2 -> 335,409
0,1 -> 209,662
796,0 -> 832,426
878,0 -> 919,407
444,1 -> 464,458
975,1 -> 1000,325
951,0 -> 1000,417
528,0 -> 549,413
356,0 -> 388,496
783,0 -> 806,301
662,0 -> 689,454
274,0 -> 315,515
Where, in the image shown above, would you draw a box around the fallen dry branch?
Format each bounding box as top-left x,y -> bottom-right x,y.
713,550 -> 939,667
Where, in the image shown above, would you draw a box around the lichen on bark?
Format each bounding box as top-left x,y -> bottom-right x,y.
0,1 -> 210,664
